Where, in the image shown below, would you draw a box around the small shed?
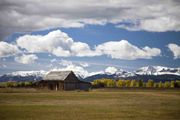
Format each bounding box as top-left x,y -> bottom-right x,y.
38,71 -> 91,91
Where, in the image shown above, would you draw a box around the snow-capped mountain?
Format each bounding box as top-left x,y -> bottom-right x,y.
84,69 -> 135,82
84,66 -> 180,82
135,66 -> 180,76
0,70 -> 47,82
115,69 -> 135,78
9,70 -> 47,77
0,66 -> 180,82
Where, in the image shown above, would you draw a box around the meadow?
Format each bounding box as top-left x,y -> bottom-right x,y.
0,88 -> 179,120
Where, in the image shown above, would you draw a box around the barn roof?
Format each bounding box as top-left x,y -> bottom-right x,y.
43,71 -> 72,81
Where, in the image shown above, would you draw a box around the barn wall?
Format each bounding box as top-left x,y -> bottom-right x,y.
65,72 -> 79,83
38,81 -> 64,90
38,80 -> 91,91
63,72 -> 79,90
77,82 -> 91,90
64,83 -> 76,90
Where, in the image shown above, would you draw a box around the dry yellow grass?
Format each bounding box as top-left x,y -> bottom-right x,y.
0,88 -> 179,120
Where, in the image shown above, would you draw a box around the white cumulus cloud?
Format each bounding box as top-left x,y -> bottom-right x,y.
167,43 -> 180,59
16,30 -> 98,57
16,30 -> 73,57
16,31 -> 162,60
96,40 -> 161,60
0,41 -> 20,58
15,54 -> 38,64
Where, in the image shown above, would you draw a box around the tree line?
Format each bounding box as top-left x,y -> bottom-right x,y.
92,79 -> 180,88
1,79 -> 180,88
0,81 -> 33,88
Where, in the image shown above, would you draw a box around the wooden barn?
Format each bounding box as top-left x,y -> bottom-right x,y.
37,71 -> 91,91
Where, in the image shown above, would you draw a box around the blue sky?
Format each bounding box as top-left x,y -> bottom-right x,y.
0,0 -> 180,75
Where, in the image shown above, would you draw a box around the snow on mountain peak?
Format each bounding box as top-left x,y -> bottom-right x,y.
135,66 -> 180,76
1,66 -> 179,82
9,70 -> 47,77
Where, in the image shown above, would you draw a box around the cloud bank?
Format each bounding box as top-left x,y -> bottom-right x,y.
15,30 -> 161,60
0,0 -> 180,39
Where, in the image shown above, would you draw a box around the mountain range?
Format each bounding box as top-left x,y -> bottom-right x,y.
0,66 -> 180,82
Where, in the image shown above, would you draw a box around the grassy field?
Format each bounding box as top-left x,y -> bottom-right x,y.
0,88 -> 179,120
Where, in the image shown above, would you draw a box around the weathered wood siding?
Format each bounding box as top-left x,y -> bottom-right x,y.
64,72 -> 79,90
78,82 -> 91,90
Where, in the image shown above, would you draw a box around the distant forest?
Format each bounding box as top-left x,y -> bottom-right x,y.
92,79 -> 180,88
0,79 -> 180,88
